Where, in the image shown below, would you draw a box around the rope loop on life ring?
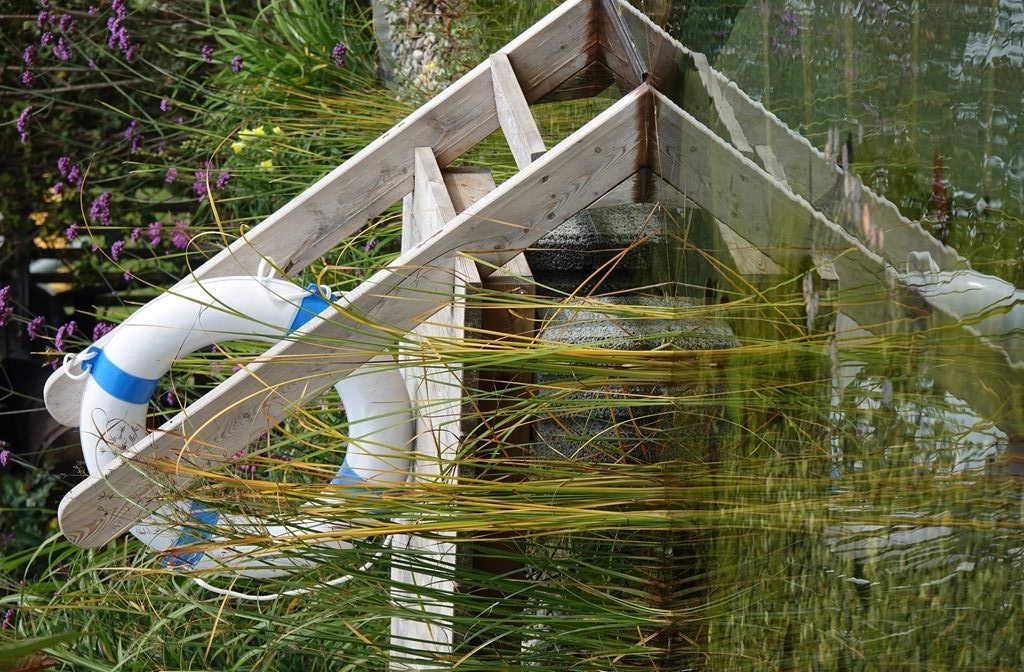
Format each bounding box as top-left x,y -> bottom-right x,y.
69,271 -> 415,594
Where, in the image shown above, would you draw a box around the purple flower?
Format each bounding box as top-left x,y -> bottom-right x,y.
146,220 -> 162,246
88,6 -> 98,16
40,31 -> 54,46
16,105 -> 33,143
123,270 -> 133,282
130,227 -> 140,242
156,141 -> 166,155
53,36 -> 72,61
160,98 -> 170,113
124,119 -> 143,152
89,191 -> 111,225
27,315 -> 44,340
52,181 -> 64,195
0,451 -> 9,469
201,43 -> 214,62
164,386 -> 178,406
165,166 -> 177,184
21,70 -> 34,87
192,175 -> 208,201
57,155 -> 70,176
67,163 -> 82,186
215,170 -> 230,189
57,13 -> 75,33
332,41 -> 347,68
54,320 -> 76,351
364,237 -> 379,252
36,10 -> 48,28
0,286 -> 12,327
65,223 -> 78,241
23,45 -> 37,67
92,322 -> 113,341
171,220 -> 189,249
231,55 -> 243,72
110,239 -> 125,260
112,0 -> 127,19
781,5 -> 799,39
106,12 -> 136,61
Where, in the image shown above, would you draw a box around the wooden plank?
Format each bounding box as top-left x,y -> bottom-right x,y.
58,85 -> 648,550
490,53 -> 547,170
612,0 -> 685,98
442,168 -> 494,213
503,0 -> 597,104
593,169 -> 784,276
616,0 -> 966,274
391,154 -> 481,670
463,249 -> 535,661
592,168 -> 686,209
649,90 -> 1024,438
391,168 -> 537,668
714,220 -> 786,277
412,148 -> 459,240
599,0 -> 646,91
652,89 -> 883,291
44,0 -> 598,427
535,60 -> 617,104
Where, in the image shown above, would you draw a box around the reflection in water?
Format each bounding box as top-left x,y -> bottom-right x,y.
713,0 -> 1024,283
641,2 -> 1024,668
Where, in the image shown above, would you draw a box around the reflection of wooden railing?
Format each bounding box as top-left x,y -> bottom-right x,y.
48,0 -> 1024,663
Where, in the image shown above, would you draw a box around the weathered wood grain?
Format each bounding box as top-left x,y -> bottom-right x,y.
505,0 -> 596,104
650,90 -> 1024,437
390,155 -> 481,670
44,0 -> 598,427
593,169 -> 786,277
58,85 -> 646,549
617,0 -> 966,274
490,53 -> 548,170
599,0 -> 646,91
652,90 -> 882,287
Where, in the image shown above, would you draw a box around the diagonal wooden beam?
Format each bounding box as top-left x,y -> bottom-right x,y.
648,89 -> 1024,439
598,0 -> 646,91
45,0 -> 598,427
58,85 -> 650,549
615,0 -> 965,275
490,53 -> 547,170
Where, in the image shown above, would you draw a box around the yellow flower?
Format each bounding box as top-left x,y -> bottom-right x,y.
272,126 -> 283,135
239,125 -> 266,138
231,141 -> 246,153
29,211 -> 49,226
259,159 -> 274,170
44,186 -> 64,204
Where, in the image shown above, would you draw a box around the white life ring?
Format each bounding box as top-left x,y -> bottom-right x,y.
69,274 -> 414,579
904,250 -> 1024,361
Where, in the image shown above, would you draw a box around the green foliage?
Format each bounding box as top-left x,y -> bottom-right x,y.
0,469 -> 61,556
1,1 -> 1023,671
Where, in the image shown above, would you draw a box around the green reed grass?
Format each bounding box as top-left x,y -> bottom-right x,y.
4,2 -> 1024,671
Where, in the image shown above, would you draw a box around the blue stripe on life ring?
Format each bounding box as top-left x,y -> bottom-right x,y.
288,285 -> 334,333
81,346 -> 160,405
163,501 -> 219,569
331,459 -> 368,487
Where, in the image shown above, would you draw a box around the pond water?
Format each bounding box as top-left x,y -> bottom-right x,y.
648,2 -> 1024,668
